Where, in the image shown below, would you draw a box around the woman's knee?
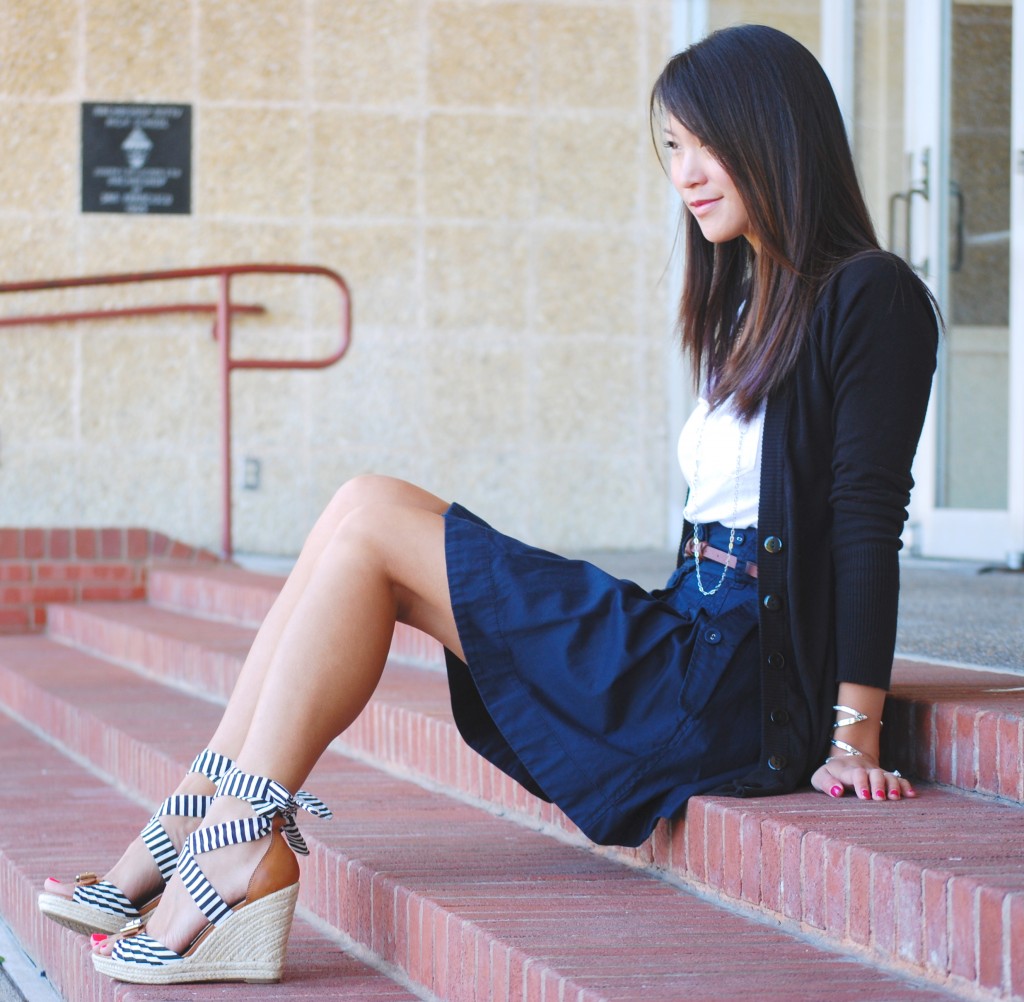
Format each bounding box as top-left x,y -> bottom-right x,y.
324,475 -> 448,529
329,474 -> 400,517
321,502 -> 459,651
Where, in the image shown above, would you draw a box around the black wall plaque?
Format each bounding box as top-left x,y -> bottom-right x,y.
82,103 -> 191,215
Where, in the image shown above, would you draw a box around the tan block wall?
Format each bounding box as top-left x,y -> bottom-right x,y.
0,0 -> 680,555
0,0 -> 871,558
707,0 -> 819,51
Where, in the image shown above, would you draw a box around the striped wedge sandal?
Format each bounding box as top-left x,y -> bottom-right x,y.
92,767 -> 331,985
38,749 -> 236,936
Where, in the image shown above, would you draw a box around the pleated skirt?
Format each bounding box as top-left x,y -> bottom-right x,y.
443,503 -> 761,847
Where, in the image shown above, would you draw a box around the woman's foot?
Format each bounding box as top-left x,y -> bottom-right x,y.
92,794 -> 272,957
44,769 -> 215,908
39,750 -> 236,935
90,769 -> 330,984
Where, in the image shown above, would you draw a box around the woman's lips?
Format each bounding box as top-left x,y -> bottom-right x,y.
687,196 -> 722,216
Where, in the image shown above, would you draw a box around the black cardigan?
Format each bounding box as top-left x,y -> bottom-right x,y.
686,252 -> 939,797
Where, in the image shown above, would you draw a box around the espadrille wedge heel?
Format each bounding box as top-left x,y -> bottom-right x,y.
92,768 -> 331,985
38,749 -> 235,935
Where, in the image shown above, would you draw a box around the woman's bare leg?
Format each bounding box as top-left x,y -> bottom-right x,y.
205,475 -> 451,758
63,476 -> 449,908
98,487 -> 462,954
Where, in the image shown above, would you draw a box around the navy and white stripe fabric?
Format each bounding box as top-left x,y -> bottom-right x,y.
214,768 -> 332,857
109,768 -> 331,967
72,750 -> 238,916
187,750 -> 235,784
108,930 -> 181,967
72,878 -> 140,919
137,750 -> 238,881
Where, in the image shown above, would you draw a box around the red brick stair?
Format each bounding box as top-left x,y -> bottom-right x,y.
0,560 -> 1020,1000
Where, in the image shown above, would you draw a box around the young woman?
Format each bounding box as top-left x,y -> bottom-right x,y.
39,24 -> 938,985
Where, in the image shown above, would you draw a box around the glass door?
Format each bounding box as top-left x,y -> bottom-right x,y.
890,0 -> 1022,563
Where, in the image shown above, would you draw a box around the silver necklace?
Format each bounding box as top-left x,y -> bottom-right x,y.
685,403 -> 747,597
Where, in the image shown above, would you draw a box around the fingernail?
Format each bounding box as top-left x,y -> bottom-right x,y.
906,788 -> 917,797
91,933 -> 107,944
860,789 -> 870,799
830,784 -> 844,798
874,790 -> 885,799
889,790 -> 900,799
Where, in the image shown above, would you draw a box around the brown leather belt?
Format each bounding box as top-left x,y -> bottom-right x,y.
683,538 -> 759,579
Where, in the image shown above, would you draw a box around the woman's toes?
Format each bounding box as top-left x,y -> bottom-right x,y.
42,877 -> 74,899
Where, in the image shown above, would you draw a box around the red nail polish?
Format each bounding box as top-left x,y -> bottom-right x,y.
860,789 -> 870,799
91,933 -> 107,944
830,784 -> 843,798
874,790 -> 885,799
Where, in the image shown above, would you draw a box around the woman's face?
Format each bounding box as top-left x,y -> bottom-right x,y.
663,115 -> 758,253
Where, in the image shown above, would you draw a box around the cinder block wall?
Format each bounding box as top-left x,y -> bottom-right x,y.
0,0 -> 680,556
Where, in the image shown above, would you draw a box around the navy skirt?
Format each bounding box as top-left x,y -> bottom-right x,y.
443,503 -> 761,847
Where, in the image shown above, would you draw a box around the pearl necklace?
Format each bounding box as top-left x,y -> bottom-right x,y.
683,401 -> 748,597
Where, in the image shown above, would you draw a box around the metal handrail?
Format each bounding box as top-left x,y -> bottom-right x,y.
0,263 -> 352,558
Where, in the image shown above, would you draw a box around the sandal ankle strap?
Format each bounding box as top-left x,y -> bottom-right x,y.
213,768 -> 332,857
187,749 -> 236,783
173,769 -> 331,928
138,749 -> 239,882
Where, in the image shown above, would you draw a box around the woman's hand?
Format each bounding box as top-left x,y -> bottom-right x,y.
811,753 -> 916,801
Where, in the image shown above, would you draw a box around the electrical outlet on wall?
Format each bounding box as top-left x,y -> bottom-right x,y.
243,457 -> 261,491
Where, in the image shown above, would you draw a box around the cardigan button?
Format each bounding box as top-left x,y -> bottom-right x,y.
767,652 -> 785,669
770,709 -> 789,726
768,755 -> 787,771
763,535 -> 783,554
763,594 -> 782,612
704,629 -> 722,645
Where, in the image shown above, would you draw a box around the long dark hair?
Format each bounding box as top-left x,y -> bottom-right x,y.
651,24 -> 880,418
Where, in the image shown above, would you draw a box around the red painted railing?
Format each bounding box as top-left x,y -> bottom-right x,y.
0,264 -> 352,558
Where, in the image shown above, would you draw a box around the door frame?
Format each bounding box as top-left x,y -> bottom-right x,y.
842,0 -> 1024,564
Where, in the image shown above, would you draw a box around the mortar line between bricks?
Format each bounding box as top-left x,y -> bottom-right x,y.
295,903 -> 440,1002
919,777 -> 1024,810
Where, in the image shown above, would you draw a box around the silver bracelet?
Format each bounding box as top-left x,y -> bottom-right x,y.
829,737 -> 864,758
832,704 -> 883,729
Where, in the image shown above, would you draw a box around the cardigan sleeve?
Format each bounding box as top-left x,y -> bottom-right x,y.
822,255 -> 938,689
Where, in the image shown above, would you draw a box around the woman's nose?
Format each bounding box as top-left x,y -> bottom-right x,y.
672,154 -> 705,191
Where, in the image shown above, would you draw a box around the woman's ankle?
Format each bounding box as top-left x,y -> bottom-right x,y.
101,770 -> 218,898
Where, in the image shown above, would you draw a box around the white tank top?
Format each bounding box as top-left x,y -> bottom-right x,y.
678,395 -> 765,528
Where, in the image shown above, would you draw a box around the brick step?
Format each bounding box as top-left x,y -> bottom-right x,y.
35,570 -> 1024,1000
45,577 -> 1024,808
0,641 -> 960,1002
0,709 -> 422,1002
883,659 -> 1024,804
147,563 -> 284,626
148,562 -> 444,664
6,632 -> 1024,1000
